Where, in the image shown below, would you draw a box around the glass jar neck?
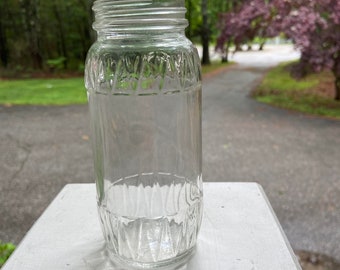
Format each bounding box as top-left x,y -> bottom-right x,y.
92,0 -> 188,40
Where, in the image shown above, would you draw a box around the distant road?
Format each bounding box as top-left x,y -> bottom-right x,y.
197,44 -> 300,67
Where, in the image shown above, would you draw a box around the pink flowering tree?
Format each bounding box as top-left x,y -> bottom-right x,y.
275,0 -> 340,100
216,0 -> 277,53
217,0 -> 340,100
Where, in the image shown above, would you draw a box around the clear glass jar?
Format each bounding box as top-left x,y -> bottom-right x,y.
85,0 -> 203,268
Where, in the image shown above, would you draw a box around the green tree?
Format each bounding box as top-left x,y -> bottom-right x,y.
201,0 -> 210,65
20,0 -> 43,69
0,0 -> 9,67
1,0 -> 240,72
0,0 -> 94,73
185,0 -> 241,65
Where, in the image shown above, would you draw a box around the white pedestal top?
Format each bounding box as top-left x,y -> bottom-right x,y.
3,183 -> 301,270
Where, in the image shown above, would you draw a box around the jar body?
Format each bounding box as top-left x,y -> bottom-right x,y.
85,2 -> 202,268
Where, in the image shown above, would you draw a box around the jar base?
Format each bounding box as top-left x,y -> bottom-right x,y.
107,245 -> 196,269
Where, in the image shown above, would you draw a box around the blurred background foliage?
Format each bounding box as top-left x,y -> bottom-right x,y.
0,0 -> 339,100
0,0 -> 94,75
0,0 -> 247,75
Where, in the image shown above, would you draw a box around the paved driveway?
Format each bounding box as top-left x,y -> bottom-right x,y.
202,66 -> 340,261
0,45 -> 339,261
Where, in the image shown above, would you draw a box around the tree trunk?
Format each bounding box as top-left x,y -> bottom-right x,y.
221,56 -> 228,63
235,43 -> 242,52
259,41 -> 265,51
53,1 -> 68,69
201,0 -> 210,65
20,0 -> 43,69
221,40 -> 231,63
332,62 -> 340,101
0,0 -> 9,67
0,19 -> 8,67
335,76 -> 340,101
186,0 -> 192,40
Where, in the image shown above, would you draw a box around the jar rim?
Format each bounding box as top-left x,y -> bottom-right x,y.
92,0 -> 188,34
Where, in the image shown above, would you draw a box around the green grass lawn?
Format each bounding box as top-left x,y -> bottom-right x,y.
0,241 -> 15,267
0,78 -> 86,105
202,61 -> 232,74
0,61 -> 231,106
253,63 -> 340,119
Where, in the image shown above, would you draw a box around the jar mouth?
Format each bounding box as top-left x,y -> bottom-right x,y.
92,0 -> 188,34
